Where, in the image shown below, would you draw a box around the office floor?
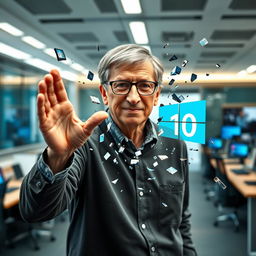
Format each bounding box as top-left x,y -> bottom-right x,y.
1,172 -> 247,256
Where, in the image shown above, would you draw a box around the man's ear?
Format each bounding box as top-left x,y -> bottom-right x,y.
99,84 -> 109,105
153,86 -> 161,106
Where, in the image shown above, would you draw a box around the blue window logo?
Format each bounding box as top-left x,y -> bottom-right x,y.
158,100 -> 206,144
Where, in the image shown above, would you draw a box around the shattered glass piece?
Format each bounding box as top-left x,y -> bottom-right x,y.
216,63 -> 221,68
109,142 -> 114,147
180,158 -> 188,161
158,129 -> 164,136
149,189 -> 152,193
147,177 -> 156,181
89,148 -> 94,151
172,148 -> 176,153
190,73 -> 197,82
120,189 -> 123,192
166,166 -> 178,175
178,95 -> 185,102
111,178 -> 119,184
135,150 -> 142,157
169,79 -> 175,86
129,165 -> 133,170
99,134 -> 105,142
147,167 -> 155,172
113,158 -> 118,164
171,66 -> 182,75
162,202 -> 168,207
138,187 -> 144,190
158,155 -> 168,160
151,143 -> 155,148
182,59 -> 189,67
107,122 -> 112,132
153,161 -> 158,167
199,38 -> 208,47
118,146 -> 125,153
174,85 -> 179,89
206,73 -> 210,76
131,159 -> 139,165
213,176 -> 227,189
115,150 -> 119,155
169,55 -> 178,62
54,48 -> 66,61
104,152 -> 111,160
87,71 -> 94,81
157,117 -> 163,123
172,93 -> 181,103
163,43 -> 169,48
90,96 -> 101,104
153,156 -> 157,160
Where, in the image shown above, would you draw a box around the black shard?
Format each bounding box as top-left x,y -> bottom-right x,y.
87,71 -> 94,81
172,93 -> 181,103
190,73 -> 197,82
159,104 -> 165,107
54,48 -> 66,61
169,79 -> 175,86
169,55 -> 178,62
163,43 -> 169,48
206,73 -> 210,76
216,64 -> 221,68
157,117 -> 163,123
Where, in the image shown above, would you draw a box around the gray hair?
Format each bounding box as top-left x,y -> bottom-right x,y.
98,44 -> 164,85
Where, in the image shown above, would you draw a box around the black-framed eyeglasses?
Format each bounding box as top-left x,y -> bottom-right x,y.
104,80 -> 158,96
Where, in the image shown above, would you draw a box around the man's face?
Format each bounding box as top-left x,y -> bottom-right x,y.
99,60 -> 161,130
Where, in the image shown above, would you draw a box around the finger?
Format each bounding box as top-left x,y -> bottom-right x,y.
44,74 -> 58,106
38,80 -> 51,114
83,111 -> 109,137
50,69 -> 68,102
37,94 -> 47,126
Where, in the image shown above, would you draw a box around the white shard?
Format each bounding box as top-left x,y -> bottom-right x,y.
158,129 -> 164,136
135,150 -> 142,156
118,146 -> 125,153
147,167 -> 155,172
112,178 -> 119,184
153,161 -> 158,167
166,166 -> 178,175
99,134 -> 104,142
131,159 -> 139,165
199,38 -> 208,47
90,95 -> 101,104
162,202 -> 168,207
107,122 -> 112,132
104,152 -> 111,160
158,155 -> 168,160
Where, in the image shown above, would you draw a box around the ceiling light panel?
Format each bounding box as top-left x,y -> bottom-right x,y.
121,0 -> 142,14
0,22 -> 24,36
22,36 -> 46,49
129,22 -> 148,44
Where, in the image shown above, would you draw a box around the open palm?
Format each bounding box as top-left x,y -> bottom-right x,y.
37,69 -> 108,157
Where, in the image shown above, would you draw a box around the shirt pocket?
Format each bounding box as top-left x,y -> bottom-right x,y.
158,183 -> 185,227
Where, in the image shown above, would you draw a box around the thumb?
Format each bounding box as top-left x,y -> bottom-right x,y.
83,111 -> 109,137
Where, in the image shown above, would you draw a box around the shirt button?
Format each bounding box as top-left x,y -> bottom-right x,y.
141,224 -> 146,229
139,191 -> 144,197
36,181 -> 42,188
151,246 -> 156,252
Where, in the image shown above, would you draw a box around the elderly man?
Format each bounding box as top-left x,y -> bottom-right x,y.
19,44 -> 197,256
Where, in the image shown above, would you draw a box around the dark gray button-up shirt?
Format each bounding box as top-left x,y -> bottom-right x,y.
19,116 -> 197,256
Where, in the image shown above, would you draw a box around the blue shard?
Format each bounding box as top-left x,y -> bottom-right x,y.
171,66 -> 181,75
87,71 -> 94,81
190,73 -> 197,82
169,55 -> 178,61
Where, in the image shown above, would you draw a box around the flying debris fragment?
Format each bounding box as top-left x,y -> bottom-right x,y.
216,64 -> 221,68
172,93 -> 182,103
214,176 -> 227,190
171,66 -> 181,75
87,71 -> 94,81
169,55 -> 178,62
169,79 -> 175,86
90,96 -> 101,104
182,59 -> 189,67
199,38 -> 208,47
190,73 -> 197,82
163,43 -> 169,48
54,48 -> 66,61
166,166 -> 178,175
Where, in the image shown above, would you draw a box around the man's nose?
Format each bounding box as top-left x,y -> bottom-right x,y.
126,85 -> 141,105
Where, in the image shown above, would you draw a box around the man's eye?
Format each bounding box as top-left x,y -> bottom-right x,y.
116,83 -> 129,88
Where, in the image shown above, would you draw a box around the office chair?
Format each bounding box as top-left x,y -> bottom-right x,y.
212,157 -> 246,232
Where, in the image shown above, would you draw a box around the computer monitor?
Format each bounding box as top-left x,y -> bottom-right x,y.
229,142 -> 249,158
221,126 -> 241,140
208,138 -> 223,150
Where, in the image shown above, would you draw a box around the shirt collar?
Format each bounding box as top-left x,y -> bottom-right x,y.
105,112 -> 158,149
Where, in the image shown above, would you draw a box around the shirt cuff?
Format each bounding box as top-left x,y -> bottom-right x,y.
37,148 -> 74,184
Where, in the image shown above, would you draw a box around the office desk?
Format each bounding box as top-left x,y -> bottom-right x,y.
225,163 -> 256,256
3,179 -> 22,209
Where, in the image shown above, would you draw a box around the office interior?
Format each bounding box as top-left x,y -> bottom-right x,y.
0,0 -> 256,255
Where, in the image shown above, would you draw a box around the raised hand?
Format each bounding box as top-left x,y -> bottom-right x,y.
37,69 -> 108,161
